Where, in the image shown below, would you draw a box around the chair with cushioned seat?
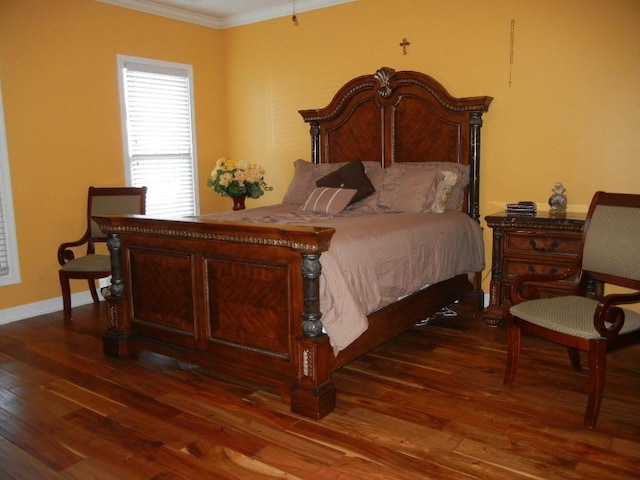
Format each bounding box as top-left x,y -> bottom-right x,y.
504,191 -> 640,428
57,186 -> 146,322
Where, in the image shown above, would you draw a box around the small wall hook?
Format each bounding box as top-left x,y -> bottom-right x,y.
291,0 -> 298,26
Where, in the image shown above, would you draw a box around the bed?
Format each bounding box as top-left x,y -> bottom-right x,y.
94,67 -> 492,419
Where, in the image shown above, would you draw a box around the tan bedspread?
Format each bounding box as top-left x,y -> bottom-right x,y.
198,205 -> 484,352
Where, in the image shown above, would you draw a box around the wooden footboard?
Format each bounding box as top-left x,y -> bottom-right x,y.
96,214 -> 338,418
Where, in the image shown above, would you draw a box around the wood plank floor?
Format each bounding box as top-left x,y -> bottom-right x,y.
0,303 -> 639,479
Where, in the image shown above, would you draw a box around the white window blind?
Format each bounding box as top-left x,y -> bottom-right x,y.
0,82 -> 20,287
0,194 -> 8,276
0,192 -> 10,278
118,56 -> 198,217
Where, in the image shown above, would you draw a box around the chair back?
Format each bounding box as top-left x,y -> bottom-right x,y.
87,186 -> 147,246
581,192 -> 640,290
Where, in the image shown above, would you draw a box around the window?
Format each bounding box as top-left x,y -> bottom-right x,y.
0,82 -> 21,287
118,55 -> 198,217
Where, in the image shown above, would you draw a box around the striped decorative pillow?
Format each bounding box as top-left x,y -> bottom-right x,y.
300,187 -> 357,214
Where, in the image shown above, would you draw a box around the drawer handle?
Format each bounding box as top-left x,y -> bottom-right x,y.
527,266 -> 558,275
529,239 -> 559,253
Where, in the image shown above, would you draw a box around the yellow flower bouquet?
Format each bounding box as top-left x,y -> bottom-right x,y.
207,158 -> 273,199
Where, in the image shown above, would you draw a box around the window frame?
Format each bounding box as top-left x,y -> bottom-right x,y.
117,54 -> 199,217
0,81 -> 21,287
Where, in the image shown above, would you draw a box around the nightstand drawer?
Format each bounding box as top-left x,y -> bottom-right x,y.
504,232 -> 582,257
503,257 -> 576,280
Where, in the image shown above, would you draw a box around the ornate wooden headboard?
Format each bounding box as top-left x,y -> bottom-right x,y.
299,67 -> 493,221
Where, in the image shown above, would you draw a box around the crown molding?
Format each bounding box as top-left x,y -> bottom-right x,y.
94,0 -> 355,29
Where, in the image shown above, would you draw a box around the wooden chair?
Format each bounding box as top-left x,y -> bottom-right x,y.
57,186 -> 146,322
504,191 -> 640,428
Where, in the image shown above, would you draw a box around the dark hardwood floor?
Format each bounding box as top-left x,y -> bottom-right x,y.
0,303 -> 639,479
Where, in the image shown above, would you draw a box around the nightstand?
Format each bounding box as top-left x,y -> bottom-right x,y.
483,211 -> 602,326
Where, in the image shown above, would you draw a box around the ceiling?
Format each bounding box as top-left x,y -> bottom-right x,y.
95,0 -> 355,29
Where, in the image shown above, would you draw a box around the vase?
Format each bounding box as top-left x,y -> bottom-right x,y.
231,195 -> 246,211
548,182 -> 567,217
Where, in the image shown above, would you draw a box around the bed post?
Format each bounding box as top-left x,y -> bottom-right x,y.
469,111 -> 484,223
467,110 -> 487,311
291,252 -> 336,419
300,253 -> 323,337
309,122 -> 321,165
102,232 -> 130,358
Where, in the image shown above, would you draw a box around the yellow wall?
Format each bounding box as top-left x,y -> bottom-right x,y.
0,0 -> 226,309
222,0 -> 640,288
223,0 -> 640,210
1,0 -> 639,311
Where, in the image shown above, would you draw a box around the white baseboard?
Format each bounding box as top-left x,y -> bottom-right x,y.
0,290 -> 103,325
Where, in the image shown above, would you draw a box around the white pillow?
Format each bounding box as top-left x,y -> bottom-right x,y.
430,171 -> 459,213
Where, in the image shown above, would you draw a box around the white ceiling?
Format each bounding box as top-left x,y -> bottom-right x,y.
95,0 -> 355,29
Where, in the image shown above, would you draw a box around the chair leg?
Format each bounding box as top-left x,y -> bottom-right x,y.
59,270 -> 72,323
504,313 -> 521,387
87,279 -> 100,305
584,340 -> 607,429
567,347 -> 583,372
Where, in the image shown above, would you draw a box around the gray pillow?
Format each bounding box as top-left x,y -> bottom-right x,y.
377,163 -> 439,213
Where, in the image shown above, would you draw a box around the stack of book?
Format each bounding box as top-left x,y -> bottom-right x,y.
505,201 -> 537,216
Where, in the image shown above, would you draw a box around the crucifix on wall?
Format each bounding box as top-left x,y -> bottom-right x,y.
399,38 -> 410,55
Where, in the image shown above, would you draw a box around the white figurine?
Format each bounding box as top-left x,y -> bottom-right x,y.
548,182 -> 567,215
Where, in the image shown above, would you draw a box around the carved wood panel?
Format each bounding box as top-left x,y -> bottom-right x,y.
393,95 -> 461,165
323,98 -> 383,165
128,248 -> 196,338
205,257 -> 293,356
